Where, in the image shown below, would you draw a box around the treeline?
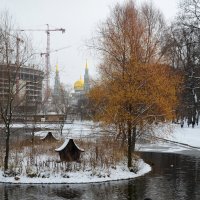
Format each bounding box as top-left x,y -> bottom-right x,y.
165,0 -> 200,126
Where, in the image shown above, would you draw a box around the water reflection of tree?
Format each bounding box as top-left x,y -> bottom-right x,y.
127,182 -> 137,200
3,185 -> 8,200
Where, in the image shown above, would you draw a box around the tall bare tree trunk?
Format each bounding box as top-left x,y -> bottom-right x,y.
4,126 -> 10,171
127,121 -> 132,168
132,126 -> 136,152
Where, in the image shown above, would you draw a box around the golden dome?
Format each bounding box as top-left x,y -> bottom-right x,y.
74,76 -> 84,91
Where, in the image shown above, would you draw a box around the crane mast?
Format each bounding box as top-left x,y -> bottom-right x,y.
46,24 -> 51,99
17,24 -> 65,101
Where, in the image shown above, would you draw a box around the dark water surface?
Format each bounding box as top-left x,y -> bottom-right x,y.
0,151 -> 200,200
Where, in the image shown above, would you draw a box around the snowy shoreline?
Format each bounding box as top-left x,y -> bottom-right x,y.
2,122 -> 199,185
0,159 -> 151,184
0,121 -> 153,185
138,124 -> 200,154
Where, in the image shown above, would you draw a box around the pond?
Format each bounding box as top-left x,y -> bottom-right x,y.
0,151 -> 200,200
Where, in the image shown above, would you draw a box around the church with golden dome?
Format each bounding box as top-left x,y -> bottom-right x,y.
74,76 -> 84,92
71,61 -> 90,105
52,61 -> 90,107
74,61 -> 90,94
50,61 -> 91,116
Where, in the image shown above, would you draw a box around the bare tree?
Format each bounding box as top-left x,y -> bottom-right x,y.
178,0 -> 200,29
0,12 -> 43,171
52,84 -> 72,135
163,0 -> 200,126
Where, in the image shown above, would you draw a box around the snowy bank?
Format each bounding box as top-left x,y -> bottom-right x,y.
166,124 -> 200,148
0,120 -> 151,184
138,124 -> 200,153
0,159 -> 151,184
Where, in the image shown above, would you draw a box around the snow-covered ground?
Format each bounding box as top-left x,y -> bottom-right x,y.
138,123 -> 200,153
34,120 -> 101,139
1,121 -> 199,184
167,124 -> 200,147
0,159 -> 151,184
0,121 -> 151,184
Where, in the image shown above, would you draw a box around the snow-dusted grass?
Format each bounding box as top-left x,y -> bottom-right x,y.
2,120 -> 200,184
0,133 -> 151,184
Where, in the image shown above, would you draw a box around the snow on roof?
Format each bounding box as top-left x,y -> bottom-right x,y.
40,132 -> 58,140
55,139 -> 84,152
74,142 -> 84,152
55,139 -> 70,151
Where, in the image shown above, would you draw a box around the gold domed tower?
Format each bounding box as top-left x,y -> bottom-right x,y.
74,76 -> 84,92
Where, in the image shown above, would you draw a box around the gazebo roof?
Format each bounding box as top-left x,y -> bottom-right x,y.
40,131 -> 58,141
55,139 -> 84,152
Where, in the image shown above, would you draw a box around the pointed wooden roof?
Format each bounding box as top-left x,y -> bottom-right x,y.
55,139 -> 84,152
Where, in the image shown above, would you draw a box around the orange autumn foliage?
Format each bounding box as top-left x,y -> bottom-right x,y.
89,63 -> 181,126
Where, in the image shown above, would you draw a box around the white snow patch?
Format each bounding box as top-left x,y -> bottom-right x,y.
55,139 -> 70,151
165,124 -> 200,148
0,160 -> 151,184
138,123 -> 200,153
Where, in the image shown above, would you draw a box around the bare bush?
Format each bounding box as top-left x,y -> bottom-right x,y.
0,134 -> 139,177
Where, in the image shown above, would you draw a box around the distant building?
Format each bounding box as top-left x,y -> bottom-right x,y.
74,61 -> 90,93
47,62 -> 91,120
84,61 -> 90,93
72,61 -> 90,105
50,64 -> 70,115
0,63 -> 44,114
74,75 -> 85,93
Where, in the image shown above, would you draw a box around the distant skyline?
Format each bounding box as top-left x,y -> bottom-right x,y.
0,0 -> 180,87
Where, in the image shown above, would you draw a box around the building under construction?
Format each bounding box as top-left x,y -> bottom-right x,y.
0,63 -> 44,116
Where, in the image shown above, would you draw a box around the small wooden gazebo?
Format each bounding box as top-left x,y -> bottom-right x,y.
55,139 -> 84,162
41,132 -> 58,142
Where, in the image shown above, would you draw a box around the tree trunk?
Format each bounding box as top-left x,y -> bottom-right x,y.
4,126 -> 10,171
119,123 -> 126,148
127,121 -> 132,168
132,126 -> 136,152
60,123 -> 64,135
31,125 -> 35,144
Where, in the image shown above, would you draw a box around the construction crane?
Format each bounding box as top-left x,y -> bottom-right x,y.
17,24 -> 65,99
40,45 -> 70,57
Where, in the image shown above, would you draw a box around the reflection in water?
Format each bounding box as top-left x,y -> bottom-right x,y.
141,152 -> 200,200
128,182 -> 137,200
54,185 -> 82,199
4,185 -> 8,200
1,152 -> 200,200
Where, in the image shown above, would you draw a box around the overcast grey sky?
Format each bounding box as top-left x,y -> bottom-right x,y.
0,0 -> 179,87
